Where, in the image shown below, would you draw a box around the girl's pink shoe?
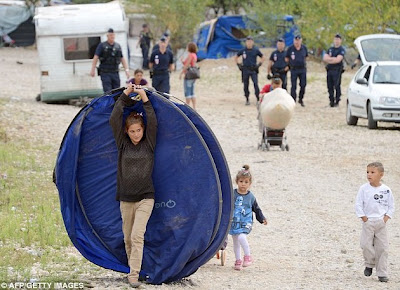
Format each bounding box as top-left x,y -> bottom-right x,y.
243,255 -> 253,267
234,259 -> 242,270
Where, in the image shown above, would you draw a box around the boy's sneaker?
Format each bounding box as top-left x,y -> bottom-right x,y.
378,276 -> 389,282
242,255 -> 253,267
245,100 -> 250,106
364,267 -> 372,276
234,259 -> 242,271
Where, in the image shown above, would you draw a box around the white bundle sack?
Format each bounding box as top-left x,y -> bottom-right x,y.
259,88 -> 295,130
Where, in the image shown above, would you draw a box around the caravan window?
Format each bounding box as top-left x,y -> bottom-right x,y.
63,37 -> 101,61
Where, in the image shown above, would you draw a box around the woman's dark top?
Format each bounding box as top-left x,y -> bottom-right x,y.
109,92 -> 157,202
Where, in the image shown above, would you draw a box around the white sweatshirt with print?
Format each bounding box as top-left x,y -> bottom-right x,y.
355,182 -> 395,219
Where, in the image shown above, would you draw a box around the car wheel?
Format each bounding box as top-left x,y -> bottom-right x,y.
346,101 -> 358,126
367,102 -> 378,129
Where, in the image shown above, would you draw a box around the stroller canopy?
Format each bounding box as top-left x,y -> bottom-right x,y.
54,89 -> 233,284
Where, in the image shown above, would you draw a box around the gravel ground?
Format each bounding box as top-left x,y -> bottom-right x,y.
1,47 -> 399,289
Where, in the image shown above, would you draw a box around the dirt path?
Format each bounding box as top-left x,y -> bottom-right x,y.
1,47 -> 399,289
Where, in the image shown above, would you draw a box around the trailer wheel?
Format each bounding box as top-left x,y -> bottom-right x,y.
35,94 -> 41,102
285,144 -> 289,151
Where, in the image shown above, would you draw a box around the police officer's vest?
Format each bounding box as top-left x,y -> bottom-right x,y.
99,42 -> 122,72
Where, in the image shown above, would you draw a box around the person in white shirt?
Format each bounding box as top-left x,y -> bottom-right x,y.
355,162 -> 395,282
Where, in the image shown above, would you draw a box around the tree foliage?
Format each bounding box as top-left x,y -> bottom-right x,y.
205,0 -> 244,15
248,0 -> 400,51
128,0 -> 208,51
127,0 -> 400,54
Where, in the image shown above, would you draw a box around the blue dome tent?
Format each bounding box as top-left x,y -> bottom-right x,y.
54,88 -> 233,284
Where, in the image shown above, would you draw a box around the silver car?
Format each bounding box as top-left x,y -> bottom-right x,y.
346,34 -> 400,129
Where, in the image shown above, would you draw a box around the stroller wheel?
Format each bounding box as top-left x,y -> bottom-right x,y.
220,250 -> 226,266
266,143 -> 271,151
285,144 -> 289,151
261,143 -> 266,151
280,144 -> 285,151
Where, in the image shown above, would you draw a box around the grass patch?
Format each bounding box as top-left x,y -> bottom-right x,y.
0,139 -> 75,281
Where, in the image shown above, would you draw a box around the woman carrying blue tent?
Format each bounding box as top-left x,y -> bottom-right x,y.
109,83 -> 157,288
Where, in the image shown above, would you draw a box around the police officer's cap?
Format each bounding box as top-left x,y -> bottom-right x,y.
107,28 -> 114,33
294,34 -> 302,39
277,38 -> 284,42
246,36 -> 254,40
335,33 -> 342,39
163,32 -> 170,37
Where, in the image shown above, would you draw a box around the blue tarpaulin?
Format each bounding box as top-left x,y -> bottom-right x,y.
195,15 -> 299,60
54,89 -> 233,284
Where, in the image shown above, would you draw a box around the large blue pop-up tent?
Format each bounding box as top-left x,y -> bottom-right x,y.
54,88 -> 233,284
194,15 -> 299,60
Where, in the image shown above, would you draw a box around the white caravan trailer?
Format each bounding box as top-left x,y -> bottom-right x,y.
34,1 -> 128,102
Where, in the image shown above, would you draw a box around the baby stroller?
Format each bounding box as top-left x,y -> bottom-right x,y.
258,127 -> 289,151
257,92 -> 290,152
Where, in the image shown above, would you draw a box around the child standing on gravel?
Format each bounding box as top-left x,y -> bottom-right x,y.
230,165 -> 267,271
355,162 -> 395,282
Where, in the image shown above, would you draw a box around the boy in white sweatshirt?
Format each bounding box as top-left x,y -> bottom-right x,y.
355,162 -> 395,282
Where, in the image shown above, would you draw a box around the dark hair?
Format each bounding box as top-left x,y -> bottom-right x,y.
236,165 -> 252,182
125,112 -> 144,130
134,69 -> 144,75
187,42 -> 198,53
272,77 -> 282,85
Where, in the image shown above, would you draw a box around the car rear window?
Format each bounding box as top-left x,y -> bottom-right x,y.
361,38 -> 400,62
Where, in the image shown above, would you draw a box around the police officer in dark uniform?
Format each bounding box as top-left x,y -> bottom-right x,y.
268,38 -> 289,89
149,36 -> 174,93
235,36 -> 265,105
285,34 -> 308,106
90,28 -> 130,92
351,54 -> 362,69
152,32 -> 172,53
138,24 -> 153,69
323,33 -> 346,107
